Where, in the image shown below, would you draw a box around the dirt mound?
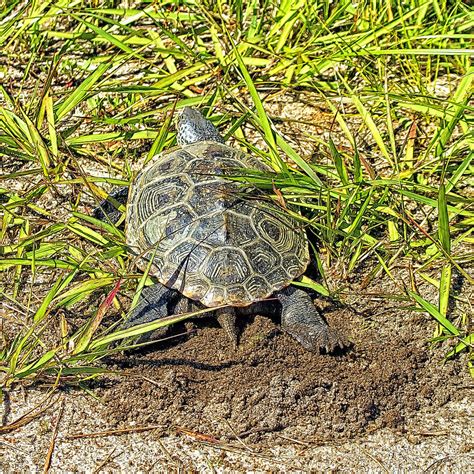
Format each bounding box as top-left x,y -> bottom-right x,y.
99,301 -> 466,445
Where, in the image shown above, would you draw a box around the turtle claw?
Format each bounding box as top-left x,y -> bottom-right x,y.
316,328 -> 348,354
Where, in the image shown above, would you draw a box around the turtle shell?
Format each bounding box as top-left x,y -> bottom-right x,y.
126,141 -> 309,307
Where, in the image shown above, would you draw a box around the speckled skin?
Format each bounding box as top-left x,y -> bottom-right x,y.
96,107 -> 345,351
177,107 -> 225,145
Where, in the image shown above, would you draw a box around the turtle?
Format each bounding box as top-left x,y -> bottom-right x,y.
95,107 -> 345,352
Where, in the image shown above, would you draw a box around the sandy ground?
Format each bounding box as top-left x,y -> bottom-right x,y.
1,388 -> 472,472
1,290 -> 473,472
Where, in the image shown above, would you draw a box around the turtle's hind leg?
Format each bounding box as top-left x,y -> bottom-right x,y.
275,286 -> 346,352
123,283 -> 181,342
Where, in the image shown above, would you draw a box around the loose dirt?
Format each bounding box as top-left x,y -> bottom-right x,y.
99,289 -> 470,446
2,285 -> 472,472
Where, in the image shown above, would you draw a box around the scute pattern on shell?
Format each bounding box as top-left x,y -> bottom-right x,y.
127,141 -> 309,307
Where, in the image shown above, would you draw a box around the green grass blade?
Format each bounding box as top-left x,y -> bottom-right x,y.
227,37 -> 282,171
55,63 -> 110,121
409,291 -> 459,336
438,184 -> 451,253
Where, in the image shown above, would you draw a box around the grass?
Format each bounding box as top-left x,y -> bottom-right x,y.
0,0 -> 473,388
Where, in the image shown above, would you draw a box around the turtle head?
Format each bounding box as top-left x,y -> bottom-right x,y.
177,107 -> 225,145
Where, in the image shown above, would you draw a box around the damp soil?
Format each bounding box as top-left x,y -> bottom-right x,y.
98,295 -> 468,447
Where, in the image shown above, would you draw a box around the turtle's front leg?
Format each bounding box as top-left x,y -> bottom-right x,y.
275,286 -> 346,352
93,186 -> 129,225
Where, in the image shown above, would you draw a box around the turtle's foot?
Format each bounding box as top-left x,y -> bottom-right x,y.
275,286 -> 348,353
283,322 -> 347,353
